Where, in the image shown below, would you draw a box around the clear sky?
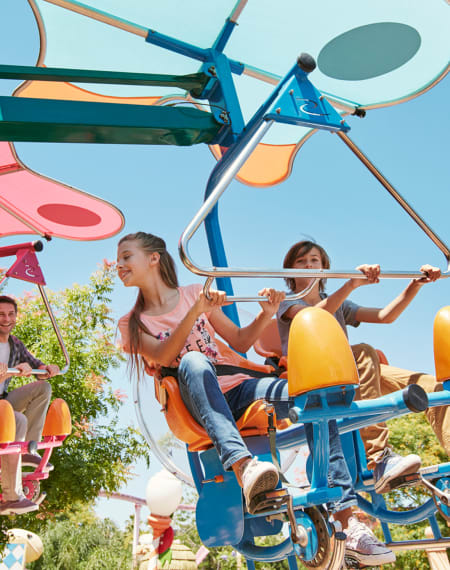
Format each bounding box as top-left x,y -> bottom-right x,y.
1,0 -> 449,527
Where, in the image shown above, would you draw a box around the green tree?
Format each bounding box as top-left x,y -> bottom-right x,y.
0,262 -> 150,536
367,412 -> 450,569
29,504 -> 132,569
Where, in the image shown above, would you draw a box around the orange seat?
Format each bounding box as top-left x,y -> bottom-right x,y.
42,398 -> 72,437
155,339 -> 290,452
255,318 -> 389,389
0,400 -> 15,444
253,319 -> 287,375
254,319 -> 283,359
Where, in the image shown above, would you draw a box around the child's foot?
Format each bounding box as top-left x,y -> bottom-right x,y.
0,495 -> 38,515
373,448 -> 421,494
22,452 -> 54,471
345,516 -> 395,566
240,457 -> 279,513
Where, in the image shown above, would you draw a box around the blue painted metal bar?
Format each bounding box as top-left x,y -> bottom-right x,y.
310,422 -> 329,491
204,205 -> 241,326
145,29 -> 209,62
237,538 -> 294,562
0,64 -> 209,91
427,515 -> 442,539
213,18 -> 239,53
357,493 -> 437,525
144,30 -> 245,76
210,51 -> 245,135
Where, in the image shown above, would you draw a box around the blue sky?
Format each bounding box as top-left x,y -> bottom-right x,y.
1,0 -> 449,527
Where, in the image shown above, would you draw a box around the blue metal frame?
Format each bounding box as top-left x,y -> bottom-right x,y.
187,381 -> 450,564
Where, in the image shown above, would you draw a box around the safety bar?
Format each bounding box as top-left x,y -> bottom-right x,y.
5,285 -> 70,377
0,240 -> 43,257
179,92 -> 449,302
202,275 -> 319,302
0,241 -> 70,375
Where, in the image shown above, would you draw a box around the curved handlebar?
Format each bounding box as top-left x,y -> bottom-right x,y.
179,96 -> 449,303
6,367 -> 53,376
203,275 -> 320,302
201,269 -> 448,303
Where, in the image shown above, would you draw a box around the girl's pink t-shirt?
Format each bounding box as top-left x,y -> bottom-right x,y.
118,284 -> 249,393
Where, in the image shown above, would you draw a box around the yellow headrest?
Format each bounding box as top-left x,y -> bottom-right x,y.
434,306 -> 450,382
0,400 -> 16,443
287,307 -> 359,396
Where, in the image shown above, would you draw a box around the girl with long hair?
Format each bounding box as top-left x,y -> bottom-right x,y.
117,232 -> 288,513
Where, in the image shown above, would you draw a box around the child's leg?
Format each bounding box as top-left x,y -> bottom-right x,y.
352,343 -> 389,469
380,363 -> 450,455
177,351 -> 250,471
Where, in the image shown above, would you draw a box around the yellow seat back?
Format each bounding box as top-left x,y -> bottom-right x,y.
0,400 -> 15,443
42,398 -> 72,437
287,307 -> 359,396
434,306 -> 450,382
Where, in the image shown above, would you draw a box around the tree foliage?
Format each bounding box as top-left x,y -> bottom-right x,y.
29,504 -> 132,570
0,262 -> 150,537
371,413 -> 450,569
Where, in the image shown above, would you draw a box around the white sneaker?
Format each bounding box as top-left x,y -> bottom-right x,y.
373,448 -> 421,494
240,457 -> 279,513
0,495 -> 38,515
345,516 -> 395,567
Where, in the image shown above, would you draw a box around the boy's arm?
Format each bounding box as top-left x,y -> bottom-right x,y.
356,264 -> 441,324
284,264 -> 380,321
210,288 -> 285,353
10,337 -> 59,378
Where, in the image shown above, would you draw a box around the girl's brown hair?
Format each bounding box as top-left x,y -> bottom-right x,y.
283,240 -> 330,293
118,232 -> 178,377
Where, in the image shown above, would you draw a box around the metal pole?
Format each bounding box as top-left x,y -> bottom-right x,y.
337,131 -> 450,271
132,503 -> 142,569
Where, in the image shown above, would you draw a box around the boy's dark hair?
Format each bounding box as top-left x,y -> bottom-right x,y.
283,240 -> 330,293
0,295 -> 17,312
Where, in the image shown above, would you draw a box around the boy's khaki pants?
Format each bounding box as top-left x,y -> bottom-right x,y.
352,343 -> 449,470
1,381 -> 51,501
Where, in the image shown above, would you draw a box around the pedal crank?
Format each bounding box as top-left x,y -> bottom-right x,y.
247,487 -> 291,515
286,494 -> 308,547
420,476 -> 450,520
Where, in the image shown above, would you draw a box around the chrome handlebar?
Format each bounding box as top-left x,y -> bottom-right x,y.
179,112 -> 449,303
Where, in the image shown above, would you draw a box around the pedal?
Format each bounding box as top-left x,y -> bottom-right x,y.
383,472 -> 422,492
247,488 -> 290,515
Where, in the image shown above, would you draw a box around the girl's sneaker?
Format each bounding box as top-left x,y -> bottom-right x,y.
345,516 -> 395,566
241,457 -> 279,513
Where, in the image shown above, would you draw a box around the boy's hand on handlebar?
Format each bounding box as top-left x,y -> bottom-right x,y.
16,362 -> 33,377
414,264 -> 441,284
258,288 -> 286,316
0,362 -> 8,381
38,364 -> 60,379
352,264 -> 380,288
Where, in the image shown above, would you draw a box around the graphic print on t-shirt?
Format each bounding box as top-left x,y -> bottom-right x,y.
158,316 -> 219,365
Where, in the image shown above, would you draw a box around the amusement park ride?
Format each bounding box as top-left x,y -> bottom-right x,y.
0,0 -> 449,567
